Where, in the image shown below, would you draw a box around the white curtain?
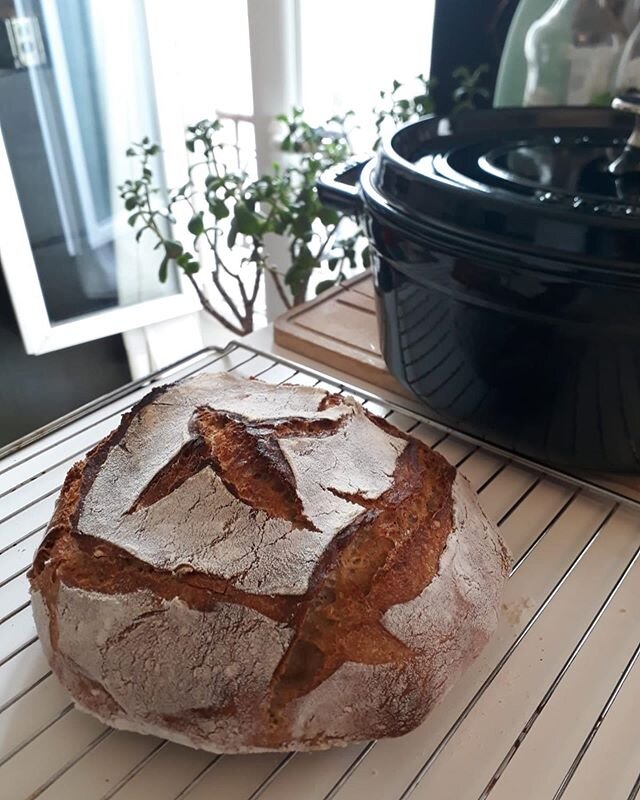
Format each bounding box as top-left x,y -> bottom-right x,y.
87,0 -> 179,308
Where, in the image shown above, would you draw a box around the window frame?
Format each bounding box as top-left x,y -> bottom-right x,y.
0,0 -> 203,355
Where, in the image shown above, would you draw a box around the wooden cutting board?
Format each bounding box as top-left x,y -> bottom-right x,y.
274,272 -> 640,499
274,273 -> 410,396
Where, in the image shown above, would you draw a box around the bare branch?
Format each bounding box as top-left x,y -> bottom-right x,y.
183,197 -> 247,326
184,272 -> 246,336
268,268 -> 292,310
249,263 -> 262,305
209,267 -> 247,326
316,223 -> 339,262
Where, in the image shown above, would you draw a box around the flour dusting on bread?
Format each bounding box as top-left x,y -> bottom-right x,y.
29,371 -> 510,753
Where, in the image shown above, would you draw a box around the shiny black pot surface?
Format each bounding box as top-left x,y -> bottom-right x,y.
319,104 -> 640,471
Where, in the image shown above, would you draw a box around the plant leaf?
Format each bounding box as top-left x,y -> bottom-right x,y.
158,254 -> 169,283
234,202 -> 261,236
187,211 -> 204,236
209,198 -> 229,219
176,252 -> 200,273
227,220 -> 238,248
315,279 -> 335,295
318,206 -> 339,226
299,244 -> 317,270
164,240 -> 183,259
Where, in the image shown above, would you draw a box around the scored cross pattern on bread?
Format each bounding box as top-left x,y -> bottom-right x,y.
28,373 -> 510,752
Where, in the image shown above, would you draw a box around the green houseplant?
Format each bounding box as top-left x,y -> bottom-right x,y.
119,71 -> 483,335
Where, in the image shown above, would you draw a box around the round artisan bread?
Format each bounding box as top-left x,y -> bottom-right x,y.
29,371 -> 510,753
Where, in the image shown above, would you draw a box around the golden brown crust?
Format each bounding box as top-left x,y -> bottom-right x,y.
29,405 -> 454,675
28,374 -> 507,752
268,436 -> 454,715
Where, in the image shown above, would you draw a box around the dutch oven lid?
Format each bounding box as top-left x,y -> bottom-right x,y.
369,94 -> 640,269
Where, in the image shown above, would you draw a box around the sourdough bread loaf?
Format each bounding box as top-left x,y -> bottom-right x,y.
29,372 -> 510,752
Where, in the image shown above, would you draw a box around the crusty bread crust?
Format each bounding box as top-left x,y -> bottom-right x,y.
29,373 -> 510,752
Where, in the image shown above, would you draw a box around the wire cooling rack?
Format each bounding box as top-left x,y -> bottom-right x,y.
1,342 -> 639,800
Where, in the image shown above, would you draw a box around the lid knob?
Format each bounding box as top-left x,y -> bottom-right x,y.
609,92 -> 640,175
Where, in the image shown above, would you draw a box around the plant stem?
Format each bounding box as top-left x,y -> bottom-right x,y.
293,276 -> 309,306
316,221 -> 341,261
209,267 -> 247,326
249,266 -> 262,305
184,272 -> 246,336
269,268 -> 292,310
141,170 -> 247,336
183,196 -> 246,325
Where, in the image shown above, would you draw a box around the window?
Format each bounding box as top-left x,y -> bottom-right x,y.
0,0 -> 199,353
299,0 -> 435,149
0,0 -> 436,355
155,0 -> 436,313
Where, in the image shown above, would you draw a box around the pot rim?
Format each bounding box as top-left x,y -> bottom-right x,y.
362,107 -> 640,273
359,159 -> 640,284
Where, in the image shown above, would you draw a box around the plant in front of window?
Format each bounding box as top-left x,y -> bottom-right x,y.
373,73 -> 435,148
119,114 -> 359,335
451,64 -> 491,112
120,70 -> 481,335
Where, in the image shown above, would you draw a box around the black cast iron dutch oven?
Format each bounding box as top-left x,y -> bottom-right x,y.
318,95 -> 640,472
